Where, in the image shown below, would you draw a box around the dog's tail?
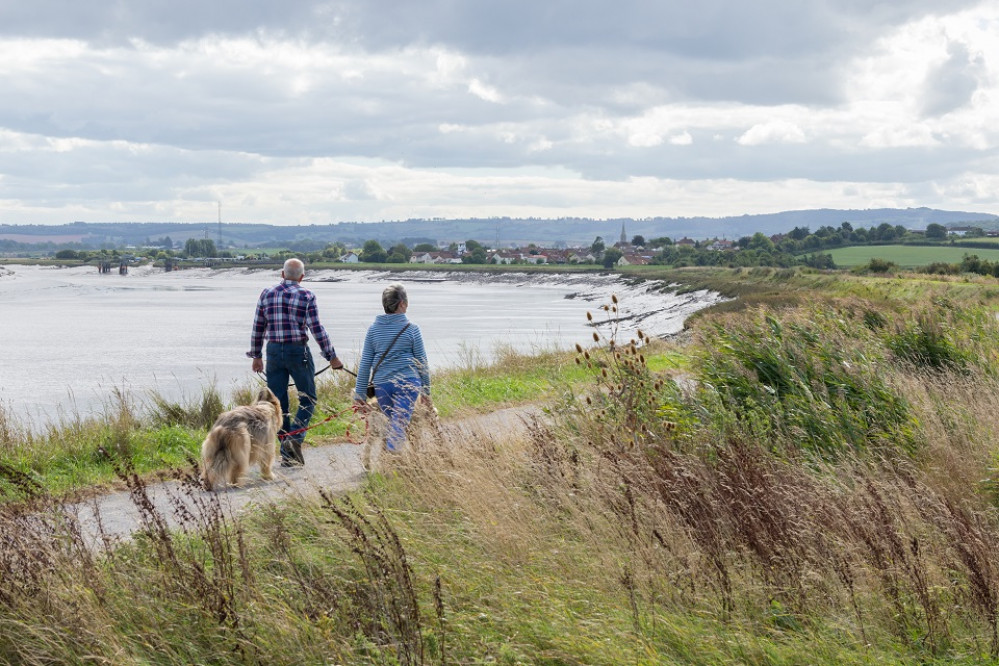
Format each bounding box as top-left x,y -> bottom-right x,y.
201,425 -> 250,490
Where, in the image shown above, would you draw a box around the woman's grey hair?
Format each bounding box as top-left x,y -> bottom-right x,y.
382,283 -> 408,314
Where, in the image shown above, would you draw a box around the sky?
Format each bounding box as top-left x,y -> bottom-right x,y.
1,1 -> 997,227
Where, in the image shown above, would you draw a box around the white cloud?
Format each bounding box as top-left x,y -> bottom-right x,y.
468,78 -> 503,103
627,133 -> 663,148
669,131 -> 693,146
736,121 -> 807,146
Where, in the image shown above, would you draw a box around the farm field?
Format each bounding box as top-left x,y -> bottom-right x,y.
824,244 -> 999,267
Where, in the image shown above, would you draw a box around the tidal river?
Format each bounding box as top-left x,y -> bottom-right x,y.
0,264 -> 723,429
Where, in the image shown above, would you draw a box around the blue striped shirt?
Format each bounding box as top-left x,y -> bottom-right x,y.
247,280 -> 337,361
354,313 -> 430,400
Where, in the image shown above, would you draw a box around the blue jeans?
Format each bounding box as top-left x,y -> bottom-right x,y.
265,341 -> 316,463
374,375 -> 422,452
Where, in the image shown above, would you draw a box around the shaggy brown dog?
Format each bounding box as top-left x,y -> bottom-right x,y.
200,387 -> 281,490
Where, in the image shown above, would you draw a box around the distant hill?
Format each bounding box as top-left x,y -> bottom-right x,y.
1,208 -> 996,249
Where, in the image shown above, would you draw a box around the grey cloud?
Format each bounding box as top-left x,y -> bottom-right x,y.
922,42 -> 982,117
3,1 -> 982,59
324,0 -> 980,57
0,1 -> 326,44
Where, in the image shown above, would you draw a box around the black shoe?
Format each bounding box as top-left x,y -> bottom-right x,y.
280,458 -> 304,468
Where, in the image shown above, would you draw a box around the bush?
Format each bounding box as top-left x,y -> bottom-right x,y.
696,308 -> 918,457
866,257 -> 897,273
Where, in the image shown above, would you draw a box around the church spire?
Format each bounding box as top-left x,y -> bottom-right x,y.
620,221 -> 627,245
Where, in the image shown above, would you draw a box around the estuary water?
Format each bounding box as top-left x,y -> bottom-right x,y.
0,264 -> 724,429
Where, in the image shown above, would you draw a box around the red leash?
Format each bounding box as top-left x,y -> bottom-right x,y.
277,403 -> 370,445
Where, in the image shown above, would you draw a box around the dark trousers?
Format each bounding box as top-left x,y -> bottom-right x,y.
265,341 -> 316,464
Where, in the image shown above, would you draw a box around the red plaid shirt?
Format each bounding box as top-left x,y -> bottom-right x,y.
247,280 -> 337,361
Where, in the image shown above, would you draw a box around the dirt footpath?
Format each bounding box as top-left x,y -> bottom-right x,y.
63,405 -> 541,547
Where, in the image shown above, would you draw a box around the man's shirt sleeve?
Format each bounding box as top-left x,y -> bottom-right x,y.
247,289 -> 268,358
305,292 -> 337,361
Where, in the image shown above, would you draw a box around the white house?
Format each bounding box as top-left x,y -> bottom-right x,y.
409,252 -> 434,264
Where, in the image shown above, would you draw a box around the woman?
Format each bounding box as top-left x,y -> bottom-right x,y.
353,283 -> 432,451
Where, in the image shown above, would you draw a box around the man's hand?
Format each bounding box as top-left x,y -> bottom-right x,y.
251,357 -> 263,373
329,357 -> 344,370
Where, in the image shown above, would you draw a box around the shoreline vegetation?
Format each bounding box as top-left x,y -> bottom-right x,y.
4,264 -> 999,661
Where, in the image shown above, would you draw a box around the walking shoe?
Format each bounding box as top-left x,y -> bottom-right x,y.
289,440 -> 306,465
280,457 -> 304,468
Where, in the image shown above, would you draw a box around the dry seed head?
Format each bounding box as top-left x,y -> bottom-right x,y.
601,368 -> 608,378
637,329 -> 645,339
592,332 -> 600,342
575,343 -> 583,353
575,357 -> 581,365
586,396 -> 592,405
587,311 -> 593,321
584,351 -> 590,360
612,294 -> 618,304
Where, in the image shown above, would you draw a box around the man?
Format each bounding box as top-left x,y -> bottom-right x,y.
247,258 -> 343,467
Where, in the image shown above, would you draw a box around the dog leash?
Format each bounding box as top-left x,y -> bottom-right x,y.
255,364 -> 358,389
276,402 -> 372,444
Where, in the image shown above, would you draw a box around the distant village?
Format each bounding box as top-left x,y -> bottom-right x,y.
8,219 -> 998,275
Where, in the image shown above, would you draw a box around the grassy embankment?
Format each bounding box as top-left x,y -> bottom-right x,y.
6,266 -> 999,662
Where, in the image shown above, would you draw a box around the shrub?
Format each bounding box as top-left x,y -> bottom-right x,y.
696,308 -> 918,457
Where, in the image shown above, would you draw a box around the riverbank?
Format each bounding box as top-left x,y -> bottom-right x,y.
228,264 -> 729,340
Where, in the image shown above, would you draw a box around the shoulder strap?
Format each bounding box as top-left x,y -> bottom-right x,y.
371,322 -> 411,378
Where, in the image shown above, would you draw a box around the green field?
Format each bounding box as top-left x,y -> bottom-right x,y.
824,244 -> 999,268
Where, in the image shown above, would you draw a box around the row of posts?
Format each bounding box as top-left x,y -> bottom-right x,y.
97,261 -> 128,275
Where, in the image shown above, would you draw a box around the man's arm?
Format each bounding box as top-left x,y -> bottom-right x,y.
247,289 -> 268,370
304,293 -> 341,367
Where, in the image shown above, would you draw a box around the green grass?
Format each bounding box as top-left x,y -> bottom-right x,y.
824,244 -> 999,268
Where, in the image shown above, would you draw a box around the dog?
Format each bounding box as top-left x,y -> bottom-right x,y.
200,387 -> 282,490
